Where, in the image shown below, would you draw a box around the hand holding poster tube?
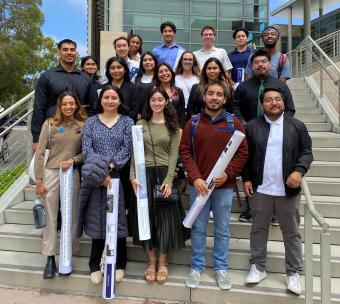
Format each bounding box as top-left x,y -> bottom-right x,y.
183,130 -> 245,228
131,125 -> 151,241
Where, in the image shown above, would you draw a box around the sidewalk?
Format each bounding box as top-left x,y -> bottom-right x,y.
1,287 -> 190,304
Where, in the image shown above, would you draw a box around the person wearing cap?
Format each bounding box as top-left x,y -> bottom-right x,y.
232,49 -> 295,224
245,26 -> 290,82
242,87 -> 313,296
152,21 -> 185,70
229,28 -> 253,85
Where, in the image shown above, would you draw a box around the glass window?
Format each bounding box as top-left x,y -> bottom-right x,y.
191,29 -> 204,45
175,29 -> 190,43
191,16 -> 217,30
136,0 -> 161,12
162,14 -> 190,28
219,4 -> 243,18
123,12 -> 134,25
143,42 -> 156,52
133,13 -> 162,28
192,1 -> 217,17
245,19 -> 267,32
134,27 -> 161,42
217,31 -> 235,45
218,19 -> 243,31
164,0 -> 189,14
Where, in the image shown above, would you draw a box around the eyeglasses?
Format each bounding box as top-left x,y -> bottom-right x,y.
253,59 -> 269,65
263,97 -> 283,104
183,58 -> 193,62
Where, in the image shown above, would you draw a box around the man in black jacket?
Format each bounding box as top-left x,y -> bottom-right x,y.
233,49 -> 295,223
31,39 -> 93,152
242,87 -> 313,295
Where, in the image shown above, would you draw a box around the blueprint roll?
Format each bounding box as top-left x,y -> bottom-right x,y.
183,130 -> 245,228
131,125 -> 151,241
59,165 -> 73,274
102,178 -> 119,299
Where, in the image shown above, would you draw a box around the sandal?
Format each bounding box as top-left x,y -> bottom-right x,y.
144,260 -> 157,283
156,263 -> 168,284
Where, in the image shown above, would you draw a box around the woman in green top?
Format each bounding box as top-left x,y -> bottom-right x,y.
130,86 -> 188,284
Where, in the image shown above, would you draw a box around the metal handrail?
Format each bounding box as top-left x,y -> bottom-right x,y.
0,91 -> 34,120
302,179 -> 331,304
315,29 -> 340,44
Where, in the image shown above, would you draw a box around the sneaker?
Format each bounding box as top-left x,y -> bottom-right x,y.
239,210 -> 251,222
245,264 -> 267,284
90,271 -> 102,284
186,269 -> 201,288
286,273 -> 303,295
271,215 -> 279,226
215,269 -> 232,290
115,269 -> 125,282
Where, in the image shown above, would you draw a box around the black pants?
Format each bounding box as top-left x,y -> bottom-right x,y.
89,237 -> 127,273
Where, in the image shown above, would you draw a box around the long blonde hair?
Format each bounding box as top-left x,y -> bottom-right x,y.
53,91 -> 87,126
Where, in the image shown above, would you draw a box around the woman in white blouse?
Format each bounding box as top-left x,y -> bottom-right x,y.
175,51 -> 200,110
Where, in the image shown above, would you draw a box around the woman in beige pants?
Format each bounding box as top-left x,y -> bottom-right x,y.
34,91 -> 87,279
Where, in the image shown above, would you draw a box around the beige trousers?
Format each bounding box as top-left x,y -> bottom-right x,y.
42,168 -> 80,256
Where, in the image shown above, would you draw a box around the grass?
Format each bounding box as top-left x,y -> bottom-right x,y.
0,164 -> 26,196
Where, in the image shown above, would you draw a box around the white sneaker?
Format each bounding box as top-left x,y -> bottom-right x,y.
245,264 -> 267,284
90,271 -> 102,284
286,272 -> 303,295
186,269 -> 201,288
115,269 -> 125,282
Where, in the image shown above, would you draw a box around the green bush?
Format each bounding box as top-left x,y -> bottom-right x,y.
0,164 -> 26,196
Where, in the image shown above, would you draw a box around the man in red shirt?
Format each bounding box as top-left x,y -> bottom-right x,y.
180,80 -> 248,290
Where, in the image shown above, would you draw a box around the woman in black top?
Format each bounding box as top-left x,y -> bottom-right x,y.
153,62 -> 185,130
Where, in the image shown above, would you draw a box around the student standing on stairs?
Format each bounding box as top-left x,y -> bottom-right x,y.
180,80 -> 248,290
233,49 -> 295,224
242,87 -> 313,295
34,91 -> 87,279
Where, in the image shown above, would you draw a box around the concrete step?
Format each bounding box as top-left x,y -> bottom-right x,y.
0,251 -> 339,304
309,132 -> 340,148
305,122 -> 332,132
295,100 -> 318,108
295,107 -> 323,115
289,88 -> 311,94
295,114 -> 327,123
313,148 -> 340,161
307,161 -> 340,178
305,177 -> 340,196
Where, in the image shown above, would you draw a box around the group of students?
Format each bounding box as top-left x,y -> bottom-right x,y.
32,22 -> 313,296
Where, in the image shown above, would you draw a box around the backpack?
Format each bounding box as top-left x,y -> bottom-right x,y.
278,54 -> 288,78
190,112 -> 235,154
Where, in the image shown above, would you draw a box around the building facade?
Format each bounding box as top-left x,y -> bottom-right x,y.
88,0 -> 268,67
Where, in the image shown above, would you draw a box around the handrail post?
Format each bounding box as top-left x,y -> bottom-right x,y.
26,95 -> 34,173
304,203 -> 314,304
321,232 -> 331,304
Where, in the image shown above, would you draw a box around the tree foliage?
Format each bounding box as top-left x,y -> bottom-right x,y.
0,0 -> 57,107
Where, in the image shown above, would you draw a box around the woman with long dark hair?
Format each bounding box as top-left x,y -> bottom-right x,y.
187,57 -> 233,119
128,34 -> 143,63
130,86 -> 188,284
80,56 -> 100,81
35,91 -> 87,279
175,51 -> 200,109
78,84 -> 134,284
153,62 -> 185,129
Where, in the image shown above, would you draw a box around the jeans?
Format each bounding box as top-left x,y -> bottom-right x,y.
188,185 -> 233,272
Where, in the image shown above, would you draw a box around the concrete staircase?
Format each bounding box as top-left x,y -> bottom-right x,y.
0,78 -> 340,303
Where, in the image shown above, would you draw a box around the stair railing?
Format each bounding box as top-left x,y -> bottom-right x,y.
291,35 -> 340,126
315,29 -> 340,62
302,178 -> 331,304
0,91 -> 34,196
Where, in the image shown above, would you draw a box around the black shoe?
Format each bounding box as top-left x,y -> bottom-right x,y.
271,215 -> 279,226
43,256 -> 56,279
59,272 -> 72,277
239,210 -> 252,222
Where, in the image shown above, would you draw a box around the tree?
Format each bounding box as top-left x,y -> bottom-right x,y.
0,0 -> 57,107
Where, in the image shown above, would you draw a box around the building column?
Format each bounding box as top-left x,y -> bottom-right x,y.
109,0 -> 123,32
319,0 -> 323,17
288,5 -> 293,70
304,0 -> 311,37
87,0 -> 92,54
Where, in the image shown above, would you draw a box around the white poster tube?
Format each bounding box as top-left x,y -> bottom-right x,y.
183,130 -> 245,228
59,165 -> 73,274
102,178 -> 119,299
131,125 -> 151,241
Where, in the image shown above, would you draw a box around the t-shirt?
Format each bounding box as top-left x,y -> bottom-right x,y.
229,48 -> 253,83
194,47 -> 233,71
245,51 -> 291,79
175,75 -> 199,108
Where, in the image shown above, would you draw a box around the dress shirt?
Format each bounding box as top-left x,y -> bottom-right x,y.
194,47 -> 233,71
152,43 -> 185,69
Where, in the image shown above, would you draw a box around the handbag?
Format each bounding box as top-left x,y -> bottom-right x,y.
29,122 -> 51,182
147,122 -> 179,206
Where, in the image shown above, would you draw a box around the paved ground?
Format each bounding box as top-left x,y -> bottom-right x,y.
1,287 -> 191,304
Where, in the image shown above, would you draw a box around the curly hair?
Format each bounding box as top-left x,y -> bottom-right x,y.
142,86 -> 179,134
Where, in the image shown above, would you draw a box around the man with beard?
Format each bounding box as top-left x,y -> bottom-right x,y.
152,21 -> 185,70
243,88 -> 312,295
32,39 -> 93,152
245,26 -> 290,82
232,49 -> 295,223
180,80 -> 248,290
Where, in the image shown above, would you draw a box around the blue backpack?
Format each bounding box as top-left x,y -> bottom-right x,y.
190,112 -> 235,154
